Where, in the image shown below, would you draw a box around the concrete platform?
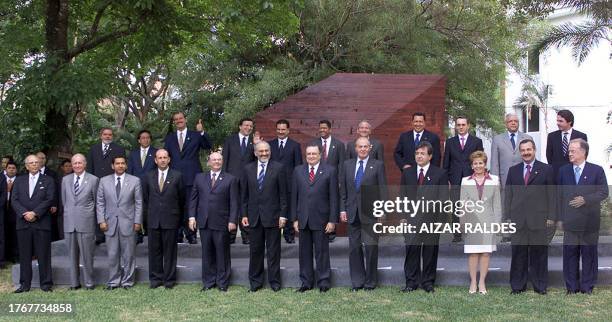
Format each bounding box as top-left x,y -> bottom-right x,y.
12,236 -> 612,289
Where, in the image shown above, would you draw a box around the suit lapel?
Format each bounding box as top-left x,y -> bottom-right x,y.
312,164 -> 325,185
29,176 -> 42,199
527,162 -> 541,185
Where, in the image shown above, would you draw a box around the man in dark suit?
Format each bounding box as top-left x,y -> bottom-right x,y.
0,163 -> 6,268
346,120 -> 384,161
291,144 -> 339,293
546,109 -> 588,181
189,152 -> 239,292
400,141 -> 448,293
11,155 -> 56,293
339,137 -> 388,291
394,112 -> 442,170
143,149 -> 185,289
87,127 -> 126,244
222,117 -> 257,244
268,119 -> 302,244
443,116 -> 483,242
128,130 -> 158,244
3,161 -> 18,263
311,119 -> 344,242
558,139 -> 608,294
504,139 -> 556,295
241,141 -> 288,292
164,112 -> 212,244
36,152 -> 61,241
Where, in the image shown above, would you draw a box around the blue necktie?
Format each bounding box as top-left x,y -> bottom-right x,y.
574,166 -> 581,184
354,160 -> 364,191
414,133 -> 421,147
257,163 -> 265,190
241,137 -> 247,156
510,133 -> 516,150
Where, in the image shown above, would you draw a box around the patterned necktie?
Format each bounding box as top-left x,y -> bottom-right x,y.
510,133 -> 516,150
116,177 -> 121,199
103,144 -> 109,157
309,166 -> 315,183
322,139 -> 328,160
460,136 -> 465,150
159,172 -> 165,191
74,175 -> 81,194
257,163 -> 265,190
29,176 -> 36,197
574,166 -> 581,184
141,149 -> 146,167
562,132 -> 569,157
179,132 -> 184,152
7,179 -> 13,192
524,164 -> 531,185
418,168 -> 425,186
211,172 -> 217,188
414,133 -> 421,147
241,136 -> 247,156
354,160 -> 364,190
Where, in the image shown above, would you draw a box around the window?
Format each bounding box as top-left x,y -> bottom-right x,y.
521,107 -> 540,132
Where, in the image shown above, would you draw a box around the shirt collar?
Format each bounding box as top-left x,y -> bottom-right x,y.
414,130 -> 424,137
309,162 -> 320,173
158,168 -> 168,176
508,131 -> 517,138
30,172 -> 39,180
574,161 -> 586,170
563,128 -> 573,137
357,156 -> 369,166
321,136 -> 331,144
417,163 -> 430,175
468,172 -> 492,181
74,172 -> 85,180
211,170 -> 220,177
278,137 -> 287,145
177,128 -> 187,136
141,146 -> 149,152
115,173 -> 125,181
523,160 -> 535,168
239,133 -> 249,141
458,133 -> 469,140
40,166 -> 46,174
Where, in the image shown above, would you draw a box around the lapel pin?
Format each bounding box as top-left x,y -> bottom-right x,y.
427,177 -> 431,181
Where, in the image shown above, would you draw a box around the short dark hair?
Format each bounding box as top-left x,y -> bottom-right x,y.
319,120 -> 332,128
415,141 -> 433,156
137,129 -> 152,140
412,112 -> 426,121
172,111 -> 186,119
557,109 -> 574,126
455,115 -> 468,123
99,127 -> 113,134
6,161 -> 17,168
305,143 -> 321,153
2,155 -> 14,161
239,118 -> 254,126
276,119 -> 290,128
518,138 -> 536,150
61,159 -> 72,166
112,156 -> 127,164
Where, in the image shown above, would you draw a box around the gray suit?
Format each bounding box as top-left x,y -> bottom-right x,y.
96,173 -> 143,287
490,131 -> 532,187
62,172 -> 99,288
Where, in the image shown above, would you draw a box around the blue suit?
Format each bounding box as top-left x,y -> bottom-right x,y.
558,162 -> 608,293
127,146 -> 158,179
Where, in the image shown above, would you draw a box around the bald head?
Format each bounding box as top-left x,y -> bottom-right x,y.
155,148 -> 171,170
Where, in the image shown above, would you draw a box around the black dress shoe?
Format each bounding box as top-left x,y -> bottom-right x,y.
188,239 -> 197,245
319,286 -> 330,293
401,286 -> 418,293
423,286 -> 435,293
69,285 -> 81,290
284,238 -> 295,244
201,286 -> 214,292
271,286 -> 281,292
14,287 -> 30,293
248,286 -> 261,293
242,238 -> 250,245
582,289 -> 593,295
351,287 -> 362,292
296,286 -> 312,293
41,288 -> 53,292
218,287 -> 228,292
510,290 -> 525,295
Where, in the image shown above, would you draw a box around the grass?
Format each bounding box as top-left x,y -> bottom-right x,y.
0,268 -> 611,321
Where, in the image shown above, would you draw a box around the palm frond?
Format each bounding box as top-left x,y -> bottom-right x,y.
533,21 -> 610,63
556,0 -> 612,22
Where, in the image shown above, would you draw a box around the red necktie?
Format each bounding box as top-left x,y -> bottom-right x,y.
418,168 -> 425,186
524,164 -> 531,185
309,166 -> 315,183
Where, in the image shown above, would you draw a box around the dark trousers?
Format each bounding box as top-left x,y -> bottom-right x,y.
348,222 -> 378,288
283,220 -> 295,241
248,222 -> 281,289
404,233 -> 439,288
0,218 -> 4,265
178,185 -> 197,243
510,229 -> 548,292
563,230 -> 599,292
230,222 -> 249,243
200,228 -> 231,288
51,212 -> 63,241
148,227 -> 178,287
4,208 -> 18,262
17,228 -> 52,290
299,227 -> 331,288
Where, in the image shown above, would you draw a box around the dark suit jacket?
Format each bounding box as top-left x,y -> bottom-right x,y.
504,160 -> 556,230
291,163 -> 339,230
346,138 -> 384,161
164,130 -> 212,187
0,174 -> 6,221
241,161 -> 288,228
128,146 -> 158,179
222,133 -> 256,178
339,158 -> 387,224
143,169 -> 185,230
394,130 -> 441,169
312,137 -> 345,169
546,129 -> 588,180
86,142 -> 126,178
268,137 -> 303,177
189,171 -> 239,231
11,174 -> 56,231
558,162 -> 608,232
40,167 -> 59,207
400,165 -> 449,225
442,135 -> 484,185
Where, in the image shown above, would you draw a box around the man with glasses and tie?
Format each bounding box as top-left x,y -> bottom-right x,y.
87,127 -> 125,244
222,117 -> 257,244
558,139 -> 608,295
546,110 -> 588,181
128,130 -> 157,244
241,141 -> 288,292
164,112 -> 212,244
11,155 -> 56,293
96,156 -> 143,290
61,154 -> 99,290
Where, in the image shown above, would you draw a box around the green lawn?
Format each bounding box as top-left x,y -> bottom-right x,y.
0,267 -> 610,321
